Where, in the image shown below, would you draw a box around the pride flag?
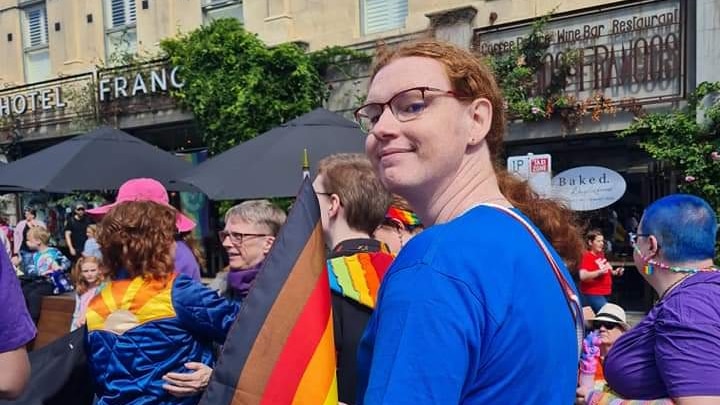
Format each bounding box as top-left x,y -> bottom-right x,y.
200,177 -> 337,405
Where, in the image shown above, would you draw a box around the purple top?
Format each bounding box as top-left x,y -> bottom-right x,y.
604,271 -> 720,399
175,240 -> 201,281
0,247 -> 36,352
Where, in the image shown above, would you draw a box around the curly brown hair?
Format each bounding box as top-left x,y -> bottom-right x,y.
97,201 -> 176,280
371,40 -> 584,270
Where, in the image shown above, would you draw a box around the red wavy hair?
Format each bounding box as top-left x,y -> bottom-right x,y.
371,40 -> 584,269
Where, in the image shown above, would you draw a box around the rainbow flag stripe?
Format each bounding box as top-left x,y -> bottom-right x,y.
200,178 -> 337,405
386,206 -> 421,227
327,251 -> 393,309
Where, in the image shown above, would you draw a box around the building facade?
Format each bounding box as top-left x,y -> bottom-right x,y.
0,0 -> 719,308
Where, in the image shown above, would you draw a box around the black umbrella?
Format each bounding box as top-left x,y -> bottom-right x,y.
176,108 -> 367,199
0,126 -> 194,192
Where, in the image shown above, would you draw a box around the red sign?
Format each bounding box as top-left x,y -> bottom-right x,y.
531,157 -> 549,173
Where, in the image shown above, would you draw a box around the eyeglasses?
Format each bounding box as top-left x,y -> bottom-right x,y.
218,230 -> 269,245
75,207 -> 85,211
592,321 -> 620,331
354,86 -> 468,132
629,232 -> 650,246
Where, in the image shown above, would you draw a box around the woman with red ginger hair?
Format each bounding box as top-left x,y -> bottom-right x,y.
355,40 -> 584,404
85,201 -> 238,404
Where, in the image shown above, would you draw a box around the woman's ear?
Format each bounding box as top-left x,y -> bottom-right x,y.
262,236 -> 276,255
467,97 -> 493,147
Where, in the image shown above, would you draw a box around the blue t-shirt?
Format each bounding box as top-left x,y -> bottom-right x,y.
357,206 -> 579,404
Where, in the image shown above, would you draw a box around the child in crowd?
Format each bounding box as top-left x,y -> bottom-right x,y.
70,256 -> 104,331
82,224 -> 102,259
21,226 -> 72,324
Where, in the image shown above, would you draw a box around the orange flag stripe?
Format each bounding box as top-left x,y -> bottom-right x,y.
258,264 -> 332,404
231,224 -> 326,402
291,313 -> 336,405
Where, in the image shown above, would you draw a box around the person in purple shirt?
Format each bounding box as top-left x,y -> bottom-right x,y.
583,194 -> 720,404
0,242 -> 36,399
88,178 -> 202,281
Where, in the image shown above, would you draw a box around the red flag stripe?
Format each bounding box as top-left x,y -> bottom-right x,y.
259,269 -> 332,404
231,225 -> 326,400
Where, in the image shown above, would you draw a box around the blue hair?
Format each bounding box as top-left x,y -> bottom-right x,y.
640,194 -> 717,262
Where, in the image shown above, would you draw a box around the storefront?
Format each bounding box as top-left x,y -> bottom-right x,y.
473,0 -> 689,312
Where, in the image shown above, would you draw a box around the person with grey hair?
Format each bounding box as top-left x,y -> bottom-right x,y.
163,200 -> 286,398
209,200 -> 287,302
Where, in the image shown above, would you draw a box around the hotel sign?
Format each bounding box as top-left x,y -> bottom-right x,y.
473,0 -> 685,104
0,62 -> 183,119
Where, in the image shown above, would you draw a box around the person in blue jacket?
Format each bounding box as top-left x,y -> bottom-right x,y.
86,200 -> 238,405
353,40 -> 585,404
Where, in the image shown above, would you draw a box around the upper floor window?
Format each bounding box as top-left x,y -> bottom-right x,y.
203,0 -> 243,24
104,0 -> 137,63
361,0 -> 408,35
22,3 -> 51,82
109,0 -> 137,27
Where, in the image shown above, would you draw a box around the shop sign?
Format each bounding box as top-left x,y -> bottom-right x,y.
0,63 -> 182,119
507,153 -> 552,196
474,0 -> 684,105
0,86 -> 66,118
552,166 -> 626,211
98,65 -> 184,102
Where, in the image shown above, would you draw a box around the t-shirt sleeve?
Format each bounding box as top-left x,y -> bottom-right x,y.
174,241 -> 201,281
362,263 -> 485,404
173,275 -> 239,344
655,294 -> 720,397
0,247 -> 36,351
579,252 -> 597,271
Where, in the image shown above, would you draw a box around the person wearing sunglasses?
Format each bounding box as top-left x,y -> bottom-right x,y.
582,194 -> 720,404
64,202 -> 93,262
355,40 -> 585,404
579,304 -> 630,394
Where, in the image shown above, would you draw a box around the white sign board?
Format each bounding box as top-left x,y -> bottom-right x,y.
507,153 -> 552,197
552,166 -> 626,211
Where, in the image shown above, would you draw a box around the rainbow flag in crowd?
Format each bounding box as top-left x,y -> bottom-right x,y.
200,178 -> 337,405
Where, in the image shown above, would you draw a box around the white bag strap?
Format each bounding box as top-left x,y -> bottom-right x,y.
482,203 -> 585,358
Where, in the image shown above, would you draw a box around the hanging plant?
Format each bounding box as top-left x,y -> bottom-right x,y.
486,13 -> 636,129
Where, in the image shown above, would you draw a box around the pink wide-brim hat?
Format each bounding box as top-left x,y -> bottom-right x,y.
87,178 -> 196,233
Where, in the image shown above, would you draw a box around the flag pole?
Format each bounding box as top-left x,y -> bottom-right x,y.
302,148 -> 310,179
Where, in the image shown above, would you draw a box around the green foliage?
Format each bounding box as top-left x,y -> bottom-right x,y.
309,45 -> 371,78
620,82 -> 720,204
487,12 -> 622,127
487,11 -> 568,122
160,19 -> 362,155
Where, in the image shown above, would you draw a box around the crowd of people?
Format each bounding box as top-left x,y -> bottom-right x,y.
0,39 -> 718,405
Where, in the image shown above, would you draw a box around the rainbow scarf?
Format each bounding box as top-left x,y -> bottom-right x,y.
386,206 -> 421,228
327,250 -> 394,309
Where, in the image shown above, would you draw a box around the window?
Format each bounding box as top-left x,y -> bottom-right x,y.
104,0 -> 137,63
109,0 -> 136,28
361,0 -> 408,35
22,4 -> 51,82
203,0 -> 243,24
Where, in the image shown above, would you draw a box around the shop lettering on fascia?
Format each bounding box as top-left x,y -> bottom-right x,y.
473,0 -> 685,104
0,65 -> 184,119
98,65 -> 184,102
0,87 -> 66,117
